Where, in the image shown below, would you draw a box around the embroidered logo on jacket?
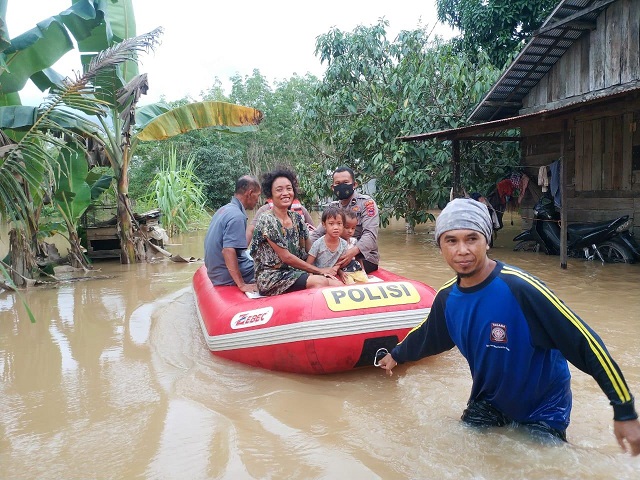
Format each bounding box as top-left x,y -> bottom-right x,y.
490,323 -> 507,343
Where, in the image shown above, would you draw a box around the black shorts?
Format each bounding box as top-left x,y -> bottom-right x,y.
284,273 -> 309,293
461,399 -> 567,442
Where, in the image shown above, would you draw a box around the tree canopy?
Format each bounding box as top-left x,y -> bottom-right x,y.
302,20 -> 519,228
130,70 -> 323,210
436,0 -> 558,67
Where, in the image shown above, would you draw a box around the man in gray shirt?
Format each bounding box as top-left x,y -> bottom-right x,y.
204,175 -> 261,292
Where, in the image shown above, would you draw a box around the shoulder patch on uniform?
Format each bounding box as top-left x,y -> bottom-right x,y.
363,200 -> 376,217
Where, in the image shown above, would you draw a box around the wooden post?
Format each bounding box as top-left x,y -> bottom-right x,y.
452,140 -> 462,198
560,121 -> 568,269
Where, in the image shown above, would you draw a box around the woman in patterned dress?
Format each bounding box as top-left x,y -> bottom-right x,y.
250,168 -> 342,296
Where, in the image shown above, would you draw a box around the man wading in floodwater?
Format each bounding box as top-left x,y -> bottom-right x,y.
377,198 -> 640,454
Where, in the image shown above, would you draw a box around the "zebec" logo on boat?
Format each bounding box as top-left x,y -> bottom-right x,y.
230,306 -> 274,330
322,282 -> 421,312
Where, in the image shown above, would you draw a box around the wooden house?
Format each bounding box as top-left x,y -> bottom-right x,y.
401,0 -> 640,248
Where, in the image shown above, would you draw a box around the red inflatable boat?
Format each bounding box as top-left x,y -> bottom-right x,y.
192,265 -> 437,374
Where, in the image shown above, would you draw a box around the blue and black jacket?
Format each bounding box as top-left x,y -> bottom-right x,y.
391,261 -> 637,431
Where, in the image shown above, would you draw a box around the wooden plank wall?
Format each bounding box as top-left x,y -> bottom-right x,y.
520,105 -> 640,234
565,196 -> 635,223
523,0 -> 640,109
574,110 -> 639,192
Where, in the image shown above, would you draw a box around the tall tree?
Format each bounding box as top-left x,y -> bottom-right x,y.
0,0 -> 113,283
131,72 -> 322,212
0,30 -> 158,282
436,0 -> 557,67
227,70 -> 321,200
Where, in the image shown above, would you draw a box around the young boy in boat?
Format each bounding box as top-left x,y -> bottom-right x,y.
338,211 -> 368,284
306,206 -> 348,274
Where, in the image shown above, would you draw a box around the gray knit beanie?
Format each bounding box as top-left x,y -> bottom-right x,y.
435,198 -> 493,245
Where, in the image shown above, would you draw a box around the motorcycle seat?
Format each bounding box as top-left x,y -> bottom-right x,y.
567,216 -> 628,236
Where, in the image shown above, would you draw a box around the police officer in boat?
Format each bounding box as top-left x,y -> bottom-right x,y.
310,166 -> 380,274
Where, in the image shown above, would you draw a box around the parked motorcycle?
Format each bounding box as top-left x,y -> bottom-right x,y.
513,197 -> 640,264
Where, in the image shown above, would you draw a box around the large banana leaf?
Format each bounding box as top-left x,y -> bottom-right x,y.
86,169 -> 113,199
0,17 -> 72,93
54,143 -> 91,224
76,0 -> 136,53
0,0 -> 108,103
0,105 -> 102,135
0,105 -> 37,129
60,0 -> 104,42
136,101 -> 264,142
30,67 -> 66,92
0,92 -> 21,107
0,0 -> 10,53
135,101 -> 172,130
78,0 -> 139,100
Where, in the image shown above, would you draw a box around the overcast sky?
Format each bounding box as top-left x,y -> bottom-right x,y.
6,0 -> 456,106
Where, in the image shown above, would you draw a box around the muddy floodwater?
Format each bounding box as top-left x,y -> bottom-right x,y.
1,219 -> 639,479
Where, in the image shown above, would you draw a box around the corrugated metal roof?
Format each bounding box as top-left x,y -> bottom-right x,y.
469,0 -> 616,122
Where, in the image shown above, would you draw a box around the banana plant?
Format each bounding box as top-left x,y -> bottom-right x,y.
52,142 -> 113,269
1,0 -> 264,268
0,29 -> 160,284
0,0 -> 111,106
0,0 -> 135,283
87,78 -> 264,263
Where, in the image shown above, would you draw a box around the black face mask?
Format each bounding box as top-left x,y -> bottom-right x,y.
333,183 -> 354,200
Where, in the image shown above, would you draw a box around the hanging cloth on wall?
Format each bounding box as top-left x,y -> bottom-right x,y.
538,166 -> 549,192
497,178 -> 514,205
518,174 -> 529,204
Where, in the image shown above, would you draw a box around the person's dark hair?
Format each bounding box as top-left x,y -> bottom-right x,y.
333,165 -> 355,183
235,175 -> 260,194
321,205 -> 346,224
470,192 -> 483,202
343,210 -> 357,221
261,167 -> 299,199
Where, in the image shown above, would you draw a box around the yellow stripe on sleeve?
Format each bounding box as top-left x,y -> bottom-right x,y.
502,267 -> 630,403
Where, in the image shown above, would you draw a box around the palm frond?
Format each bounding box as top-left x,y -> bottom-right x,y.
85,28 -> 163,80
39,28 -> 164,128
